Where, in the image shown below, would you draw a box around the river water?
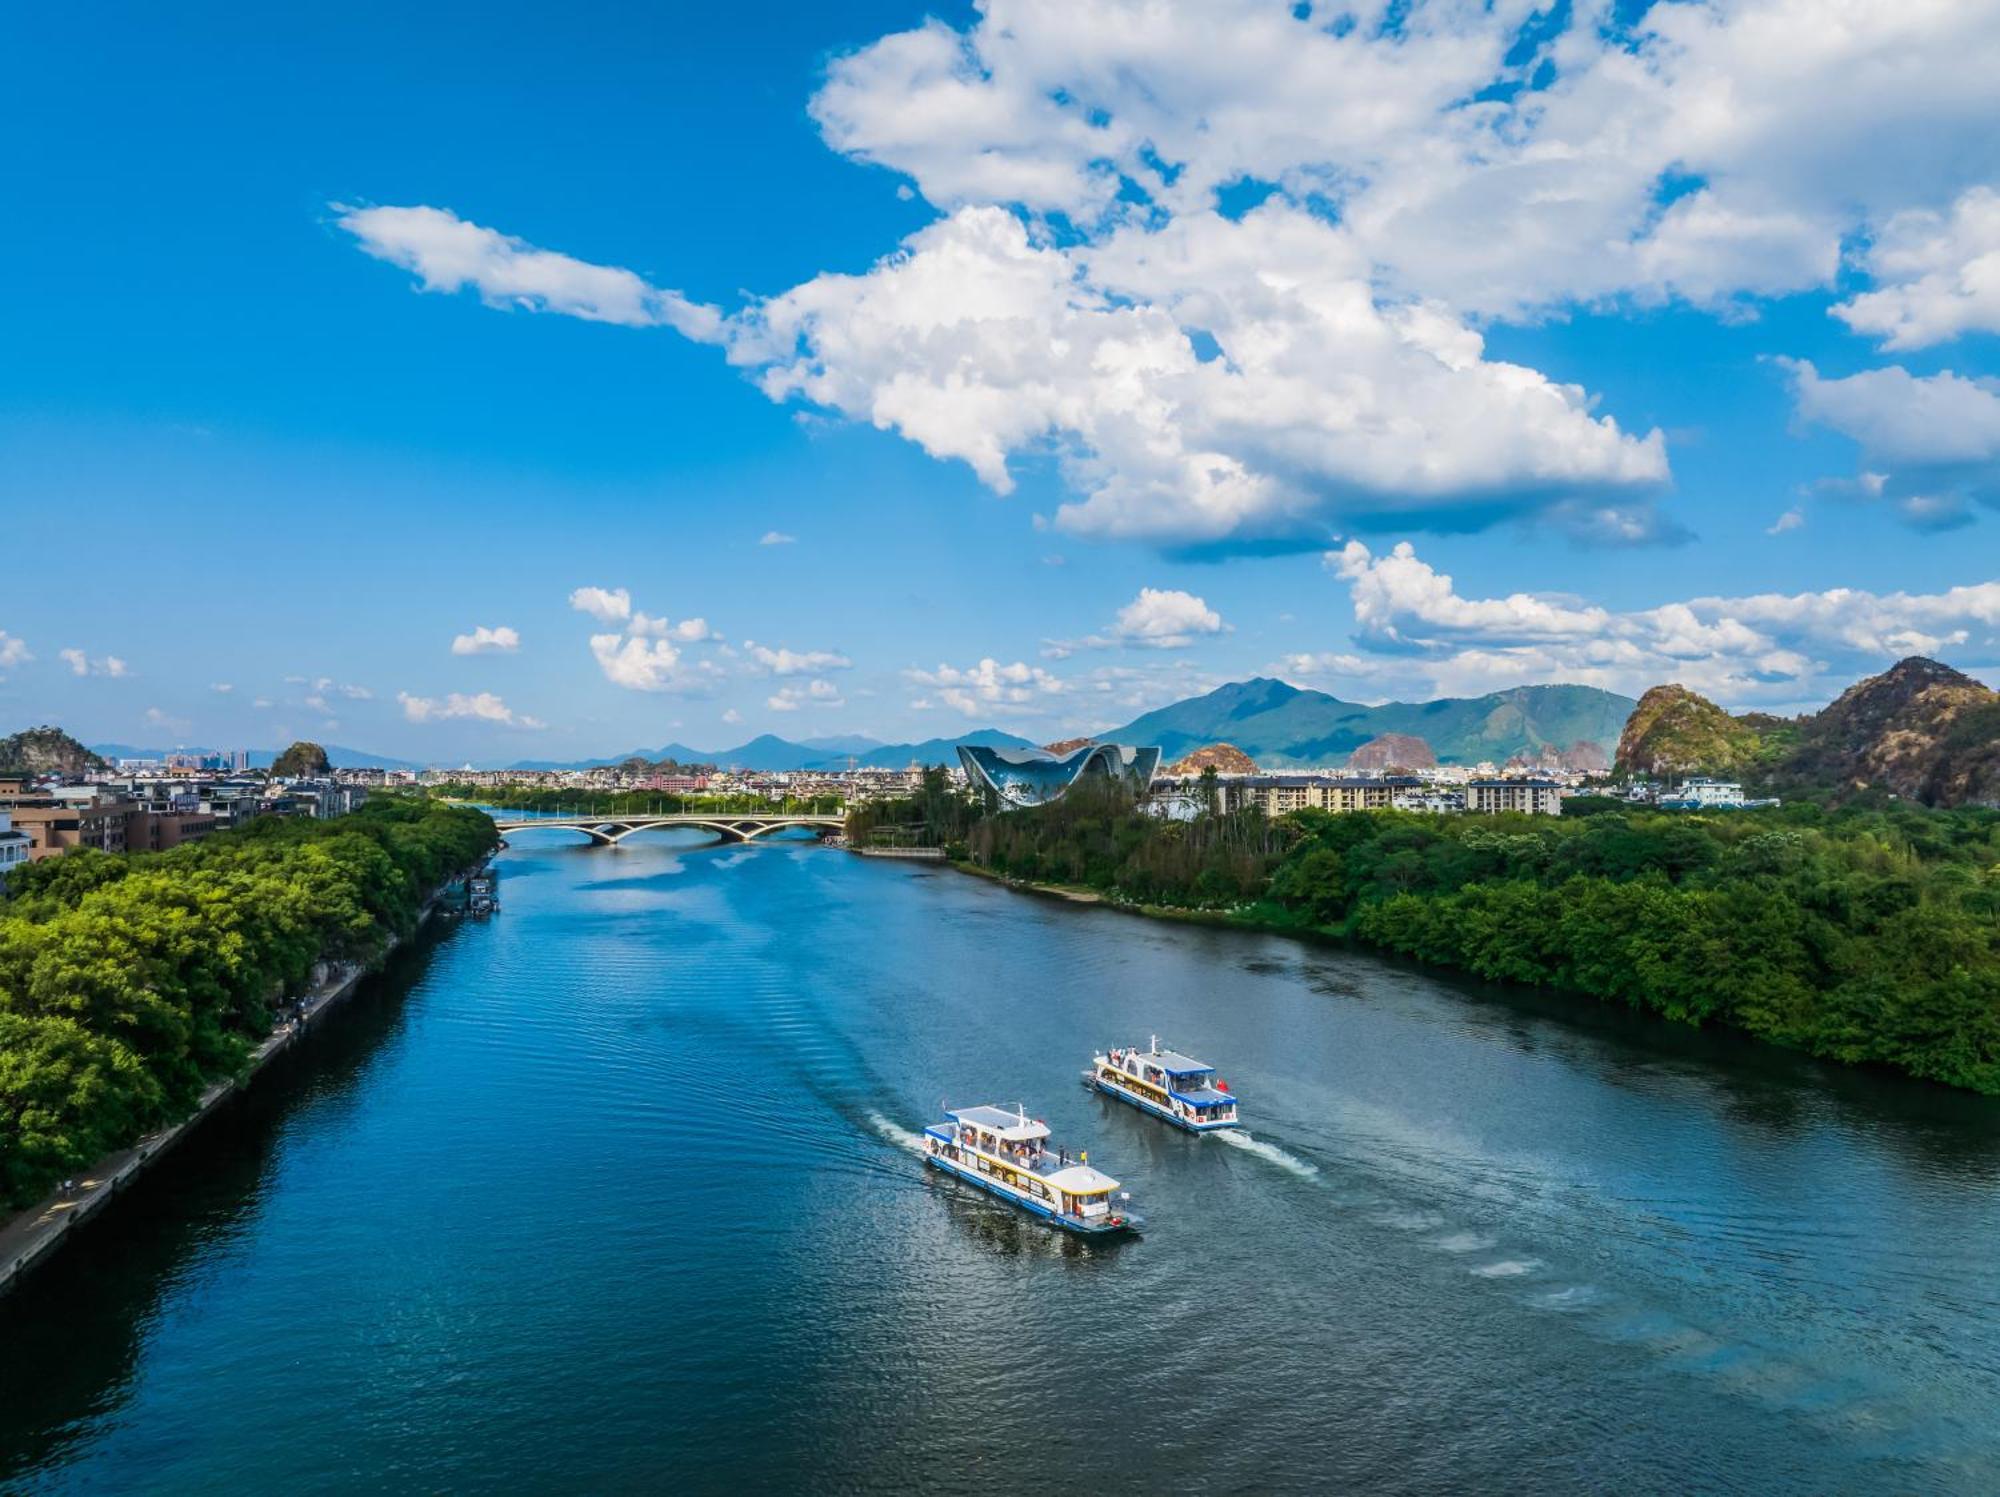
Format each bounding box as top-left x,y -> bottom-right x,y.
6,832 -> 2000,1494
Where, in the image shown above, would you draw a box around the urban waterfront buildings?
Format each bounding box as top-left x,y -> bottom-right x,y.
958,741 -> 1162,808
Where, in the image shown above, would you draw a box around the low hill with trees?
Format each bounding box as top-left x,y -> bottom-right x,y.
269,740 -> 331,777
0,726 -> 105,777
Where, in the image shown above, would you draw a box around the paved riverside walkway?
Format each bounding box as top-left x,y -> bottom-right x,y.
0,865 -> 478,1298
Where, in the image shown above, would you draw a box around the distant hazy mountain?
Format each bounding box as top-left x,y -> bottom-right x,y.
90,741 -> 428,771
502,727 -> 1031,774
1103,678 -> 1636,767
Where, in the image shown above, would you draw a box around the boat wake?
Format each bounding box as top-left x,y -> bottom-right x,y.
1211,1128 -> 1319,1179
867,1112 -> 929,1155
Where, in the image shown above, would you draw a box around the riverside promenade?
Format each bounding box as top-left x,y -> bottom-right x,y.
0,864 -> 484,1299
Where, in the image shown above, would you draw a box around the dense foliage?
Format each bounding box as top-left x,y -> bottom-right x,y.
910,787 -> 2000,1094
0,798 -> 495,1208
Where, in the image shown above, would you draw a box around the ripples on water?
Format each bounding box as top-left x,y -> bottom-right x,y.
5,830 -> 2000,1494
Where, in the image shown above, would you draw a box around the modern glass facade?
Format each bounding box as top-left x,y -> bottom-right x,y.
956,742 -> 1162,809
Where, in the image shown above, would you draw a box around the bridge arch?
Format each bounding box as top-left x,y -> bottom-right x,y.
491,812 -> 844,848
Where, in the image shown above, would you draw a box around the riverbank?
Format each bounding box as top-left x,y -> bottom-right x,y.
0,858 -> 489,1298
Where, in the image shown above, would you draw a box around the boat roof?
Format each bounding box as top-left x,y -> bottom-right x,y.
1139,1048 -> 1213,1076
1042,1163 -> 1120,1195
947,1104 -> 1051,1142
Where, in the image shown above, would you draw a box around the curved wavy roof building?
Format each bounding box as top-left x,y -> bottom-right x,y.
957,741 -> 1162,809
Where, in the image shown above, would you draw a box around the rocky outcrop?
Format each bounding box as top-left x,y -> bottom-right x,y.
0,726 -> 105,777
270,741 -> 332,778
1165,742 -> 1260,776
1614,685 -> 1772,777
1560,740 -> 1611,775
1780,657 -> 2000,806
1349,733 -> 1437,772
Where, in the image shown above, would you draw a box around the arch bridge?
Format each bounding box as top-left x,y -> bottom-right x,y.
492,812 -> 845,847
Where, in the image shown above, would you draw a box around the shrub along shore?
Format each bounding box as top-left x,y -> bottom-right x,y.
853,775 -> 2000,1096
0,798 -> 496,1210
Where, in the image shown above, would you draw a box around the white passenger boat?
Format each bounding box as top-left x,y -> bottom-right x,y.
1084,1038 -> 1241,1132
922,1104 -> 1142,1236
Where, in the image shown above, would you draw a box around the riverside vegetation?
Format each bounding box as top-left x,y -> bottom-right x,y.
0,798 -> 496,1210
854,774 -> 2000,1095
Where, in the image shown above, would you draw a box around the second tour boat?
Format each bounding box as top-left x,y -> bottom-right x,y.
1085,1037 -> 1241,1132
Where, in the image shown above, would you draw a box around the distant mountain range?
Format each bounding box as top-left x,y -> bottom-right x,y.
1100,678 -> 1637,768
502,727 -> 1037,773
89,742 -> 428,771
85,682 -> 1634,776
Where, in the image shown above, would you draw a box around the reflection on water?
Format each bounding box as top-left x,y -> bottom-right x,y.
5,832 -> 2000,1495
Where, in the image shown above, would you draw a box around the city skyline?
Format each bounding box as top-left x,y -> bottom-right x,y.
9,1 -> 2000,760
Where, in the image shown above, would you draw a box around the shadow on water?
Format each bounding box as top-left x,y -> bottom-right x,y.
0,925 -> 458,1486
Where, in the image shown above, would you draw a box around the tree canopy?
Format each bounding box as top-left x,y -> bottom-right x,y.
0,798 -> 494,1208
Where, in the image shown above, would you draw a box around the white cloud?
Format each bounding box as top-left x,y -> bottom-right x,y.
397,690 -> 546,729
335,204 -> 722,338
1112,587 -> 1225,648
587,634 -> 718,694
143,706 -> 191,737
452,624 -> 521,655
759,530 -> 797,545
744,641 -> 852,676
1781,359 -> 2000,530
569,585 -> 632,625
721,707 -> 743,725
339,683 -> 373,700
0,633 -> 30,670
1835,187 -> 2000,350
905,658 -> 1067,716
629,613 -> 712,643
1319,538 -> 2000,706
209,681 -> 233,693
59,649 -> 128,678
303,694 -> 332,713
344,4 -> 2000,550
767,679 -> 845,712
1767,508 -> 1805,535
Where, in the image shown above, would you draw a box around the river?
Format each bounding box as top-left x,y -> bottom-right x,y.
5,832 -> 2000,1494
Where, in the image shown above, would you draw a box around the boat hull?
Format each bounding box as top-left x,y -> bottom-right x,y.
922,1150 -> 1141,1237
1085,1072 -> 1240,1133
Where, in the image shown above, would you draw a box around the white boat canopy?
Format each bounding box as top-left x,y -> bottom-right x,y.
1042,1163 -> 1121,1195
947,1104 -> 1052,1143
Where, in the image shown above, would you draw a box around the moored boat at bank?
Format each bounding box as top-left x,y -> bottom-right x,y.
922,1104 -> 1141,1236
1085,1038 -> 1240,1132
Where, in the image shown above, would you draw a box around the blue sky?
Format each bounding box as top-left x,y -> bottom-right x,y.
5,0 -> 1999,763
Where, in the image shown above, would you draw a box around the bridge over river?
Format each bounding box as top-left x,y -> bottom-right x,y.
492,812 -> 845,847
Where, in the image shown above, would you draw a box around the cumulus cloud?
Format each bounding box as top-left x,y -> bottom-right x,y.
0,633 -> 30,670
759,530 -> 797,546
336,204 -> 722,338
1112,588 -> 1225,648
343,3 -> 2000,550
905,658 -> 1067,716
1835,187 -> 2000,350
743,641 -> 853,676
59,649 -> 128,678
1767,508 -> 1805,535
569,586 -> 632,625
1781,359 -> 2000,530
210,681 -> 233,693
1046,586 -> 1229,655
721,707 -> 743,724
767,679 -> 845,712
397,690 -> 546,728
1315,538 -> 2000,706
588,634 -> 719,694
452,624 -> 521,655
